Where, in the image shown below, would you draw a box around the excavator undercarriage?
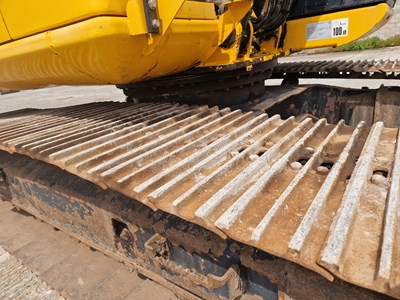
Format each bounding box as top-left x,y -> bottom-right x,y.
1,60 -> 400,298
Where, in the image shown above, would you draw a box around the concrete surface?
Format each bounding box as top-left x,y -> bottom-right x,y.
368,2 -> 400,40
0,86 -> 125,114
0,246 -> 64,300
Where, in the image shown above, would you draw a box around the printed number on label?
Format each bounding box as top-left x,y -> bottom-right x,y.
332,26 -> 346,37
331,18 -> 348,38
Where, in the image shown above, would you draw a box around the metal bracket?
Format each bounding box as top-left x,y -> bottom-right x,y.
143,0 -> 160,34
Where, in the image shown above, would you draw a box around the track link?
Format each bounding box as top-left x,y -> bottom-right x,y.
274,59 -> 400,79
0,101 -> 399,298
271,60 -> 400,79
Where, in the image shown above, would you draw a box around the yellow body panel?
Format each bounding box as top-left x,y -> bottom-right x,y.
0,16 -> 222,89
0,0 -> 128,39
0,0 -> 252,90
0,12 -> 10,43
176,1 -> 216,20
282,3 -> 392,52
126,0 -> 148,36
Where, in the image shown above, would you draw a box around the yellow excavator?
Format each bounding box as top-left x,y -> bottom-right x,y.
0,0 -> 395,103
0,1 -> 399,299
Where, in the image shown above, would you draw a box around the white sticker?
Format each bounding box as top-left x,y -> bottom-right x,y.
306,18 -> 349,41
331,18 -> 349,38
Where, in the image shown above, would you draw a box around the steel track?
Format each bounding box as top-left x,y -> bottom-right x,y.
273,59 -> 400,79
0,101 -> 399,298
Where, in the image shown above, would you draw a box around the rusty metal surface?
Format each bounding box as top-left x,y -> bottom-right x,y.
0,200 -> 182,300
273,59 -> 400,79
0,102 -> 399,298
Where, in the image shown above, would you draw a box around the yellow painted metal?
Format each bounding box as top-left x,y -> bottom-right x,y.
127,0 -> 248,69
126,0 -> 148,36
199,0 -> 255,67
0,0 -> 128,39
281,3 -> 392,52
0,12 -> 10,43
176,1 -> 216,20
216,0 -> 253,44
260,26 -> 283,56
157,0 -> 186,35
200,22 -> 244,67
0,27 -> 102,90
0,0 -> 252,90
127,0 -> 185,36
0,16 -> 223,89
